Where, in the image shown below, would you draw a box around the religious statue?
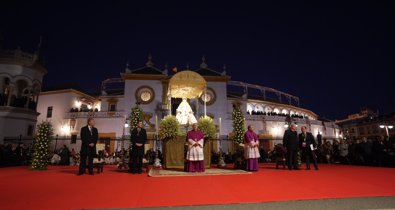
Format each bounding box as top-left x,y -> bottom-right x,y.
176,98 -> 197,125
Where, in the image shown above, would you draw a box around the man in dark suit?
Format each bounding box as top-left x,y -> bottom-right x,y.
130,121 -> 147,174
77,117 -> 98,175
299,126 -> 319,170
316,132 -> 323,147
283,123 -> 299,170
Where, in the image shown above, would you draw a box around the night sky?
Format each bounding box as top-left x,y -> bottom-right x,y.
1,1 -> 394,120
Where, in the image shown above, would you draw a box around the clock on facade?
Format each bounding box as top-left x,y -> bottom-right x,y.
199,87 -> 216,106
135,86 -> 155,104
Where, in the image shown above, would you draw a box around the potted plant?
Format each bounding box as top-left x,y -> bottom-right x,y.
159,115 -> 183,169
197,116 -> 216,168
159,115 -> 180,141
197,116 -> 216,140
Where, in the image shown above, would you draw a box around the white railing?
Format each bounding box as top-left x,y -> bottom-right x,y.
66,111 -> 125,119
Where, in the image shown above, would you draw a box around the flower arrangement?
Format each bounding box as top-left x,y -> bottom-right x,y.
197,116 -> 216,139
159,115 -> 181,140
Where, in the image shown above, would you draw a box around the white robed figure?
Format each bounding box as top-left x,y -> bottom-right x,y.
186,123 -> 205,172
176,98 -> 197,125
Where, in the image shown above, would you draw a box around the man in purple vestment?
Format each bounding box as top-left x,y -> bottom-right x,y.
244,125 -> 260,171
186,123 -> 205,172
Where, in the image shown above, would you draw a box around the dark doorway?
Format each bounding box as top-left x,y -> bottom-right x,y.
171,98 -> 182,116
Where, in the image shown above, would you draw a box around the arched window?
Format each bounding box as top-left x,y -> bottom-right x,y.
1,77 -> 11,95
255,104 -> 264,113
246,103 -> 254,114
16,79 -> 28,97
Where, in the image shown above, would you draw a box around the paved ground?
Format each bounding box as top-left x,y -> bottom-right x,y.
102,196 -> 395,210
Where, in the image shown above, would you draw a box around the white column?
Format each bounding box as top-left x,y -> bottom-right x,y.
219,117 -> 222,135
385,126 -> 389,137
204,88 -> 207,116
196,98 -> 199,119
6,85 -> 13,106
168,96 -> 172,116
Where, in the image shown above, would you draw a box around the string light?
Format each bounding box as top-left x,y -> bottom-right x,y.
31,121 -> 54,170
232,105 -> 246,144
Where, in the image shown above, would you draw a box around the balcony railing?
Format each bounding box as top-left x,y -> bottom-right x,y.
66,111 -> 125,119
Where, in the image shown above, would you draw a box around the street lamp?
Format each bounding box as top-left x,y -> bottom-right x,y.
379,124 -> 393,137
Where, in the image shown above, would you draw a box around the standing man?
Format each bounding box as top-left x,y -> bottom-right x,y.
186,123 -> 205,172
130,121 -> 147,174
283,123 -> 299,170
316,131 -> 323,147
78,117 -> 98,175
244,125 -> 260,171
299,126 -> 319,170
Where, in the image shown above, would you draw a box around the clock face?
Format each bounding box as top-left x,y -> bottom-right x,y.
135,86 -> 155,104
201,93 -> 211,102
199,87 -> 216,105
140,91 -> 151,102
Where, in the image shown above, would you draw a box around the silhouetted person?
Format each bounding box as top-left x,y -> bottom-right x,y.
316,132 -> 322,147
60,145 -> 70,165
283,124 -> 299,170
130,121 -> 147,174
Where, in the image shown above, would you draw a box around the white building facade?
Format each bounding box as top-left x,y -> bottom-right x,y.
36,57 -> 340,153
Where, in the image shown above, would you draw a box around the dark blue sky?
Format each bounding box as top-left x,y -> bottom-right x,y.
1,1 -> 394,120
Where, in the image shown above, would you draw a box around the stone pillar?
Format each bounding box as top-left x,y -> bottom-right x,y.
6,85 -> 14,106
24,89 -> 32,108
0,78 -> 3,93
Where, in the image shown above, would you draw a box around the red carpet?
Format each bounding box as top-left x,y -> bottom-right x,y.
1,163 -> 395,210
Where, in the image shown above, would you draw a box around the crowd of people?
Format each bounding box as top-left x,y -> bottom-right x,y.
316,136 -> 395,167
1,126 -> 394,170
265,135 -> 395,168
0,143 -> 32,166
0,93 -> 37,110
249,110 -> 305,119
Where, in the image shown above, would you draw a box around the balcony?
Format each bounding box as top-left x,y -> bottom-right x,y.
66,110 -> 125,119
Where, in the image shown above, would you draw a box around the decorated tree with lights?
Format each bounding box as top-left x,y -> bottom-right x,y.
31,121 -> 54,170
129,104 -> 143,148
129,104 -> 143,130
232,103 -> 246,169
232,103 -> 246,145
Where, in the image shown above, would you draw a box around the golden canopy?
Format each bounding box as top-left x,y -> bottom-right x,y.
168,70 -> 206,99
